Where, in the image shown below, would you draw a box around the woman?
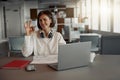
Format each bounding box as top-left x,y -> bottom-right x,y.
22,10 -> 66,57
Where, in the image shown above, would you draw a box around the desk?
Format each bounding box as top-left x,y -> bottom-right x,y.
80,33 -> 101,38
70,33 -> 101,42
0,55 -> 120,80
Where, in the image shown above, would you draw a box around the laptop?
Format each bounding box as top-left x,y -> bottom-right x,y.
48,42 -> 91,71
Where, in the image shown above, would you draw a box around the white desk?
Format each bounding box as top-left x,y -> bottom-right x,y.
69,33 -> 101,42
80,33 -> 101,38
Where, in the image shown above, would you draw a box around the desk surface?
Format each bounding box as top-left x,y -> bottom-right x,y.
80,33 -> 101,37
0,55 -> 120,80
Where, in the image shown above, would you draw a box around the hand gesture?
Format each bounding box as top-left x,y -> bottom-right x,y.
24,20 -> 34,35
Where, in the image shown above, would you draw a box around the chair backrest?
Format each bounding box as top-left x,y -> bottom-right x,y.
80,36 -> 100,52
101,35 -> 120,54
63,25 -> 70,39
8,36 -> 24,51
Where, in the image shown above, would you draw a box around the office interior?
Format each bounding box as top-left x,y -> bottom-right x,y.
1,0 -> 120,80
0,0 -> 120,56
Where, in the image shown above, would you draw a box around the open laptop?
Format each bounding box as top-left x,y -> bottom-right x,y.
48,42 -> 91,71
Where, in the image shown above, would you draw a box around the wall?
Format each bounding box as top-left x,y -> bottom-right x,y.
24,1 -> 38,21
22,1 -> 38,33
20,3 -> 25,35
0,3 -> 5,39
0,4 -> 2,40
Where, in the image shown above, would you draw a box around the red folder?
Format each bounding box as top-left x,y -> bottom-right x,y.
1,60 -> 31,69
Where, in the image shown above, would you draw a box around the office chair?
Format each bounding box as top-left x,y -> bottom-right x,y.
62,25 -> 70,42
8,36 -> 24,57
63,25 -> 80,43
80,36 -> 100,52
101,35 -> 120,55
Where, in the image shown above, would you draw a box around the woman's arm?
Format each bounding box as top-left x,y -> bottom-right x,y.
22,36 -> 34,57
22,20 -> 35,57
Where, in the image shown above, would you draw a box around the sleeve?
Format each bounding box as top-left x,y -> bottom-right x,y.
58,33 -> 66,44
22,35 -> 34,57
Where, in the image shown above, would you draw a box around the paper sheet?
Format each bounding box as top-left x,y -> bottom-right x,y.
30,55 -> 58,64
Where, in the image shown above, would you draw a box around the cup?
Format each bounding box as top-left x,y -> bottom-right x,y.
90,52 -> 96,63
31,20 -> 37,27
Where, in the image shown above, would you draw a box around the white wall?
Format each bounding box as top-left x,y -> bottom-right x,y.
0,3 -> 5,39
22,1 -> 38,33
0,4 -> 2,40
21,3 -> 25,35
24,1 -> 38,22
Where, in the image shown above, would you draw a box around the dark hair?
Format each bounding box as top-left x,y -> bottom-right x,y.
37,10 -> 55,30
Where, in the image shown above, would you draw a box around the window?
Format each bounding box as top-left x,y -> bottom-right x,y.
91,0 -> 99,30
100,0 -> 111,31
113,0 -> 120,33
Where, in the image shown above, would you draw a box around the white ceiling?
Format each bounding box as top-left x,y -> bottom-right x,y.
0,0 -> 82,5
38,0 -> 81,5
39,0 -> 79,3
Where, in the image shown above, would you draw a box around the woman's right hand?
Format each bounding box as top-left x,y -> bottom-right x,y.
24,20 -> 34,36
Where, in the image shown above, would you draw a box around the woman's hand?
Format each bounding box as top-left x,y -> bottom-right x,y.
24,20 -> 34,36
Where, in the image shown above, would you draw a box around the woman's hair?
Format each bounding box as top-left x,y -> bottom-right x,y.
37,10 -> 55,30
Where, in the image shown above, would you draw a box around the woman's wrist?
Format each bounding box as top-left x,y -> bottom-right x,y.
26,32 -> 31,36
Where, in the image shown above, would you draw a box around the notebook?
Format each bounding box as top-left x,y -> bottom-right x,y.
48,42 -> 91,71
1,60 -> 31,69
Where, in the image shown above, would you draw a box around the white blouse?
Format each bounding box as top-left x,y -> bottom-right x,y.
22,31 -> 66,57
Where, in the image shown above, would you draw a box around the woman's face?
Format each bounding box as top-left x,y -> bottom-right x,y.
39,14 -> 52,30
